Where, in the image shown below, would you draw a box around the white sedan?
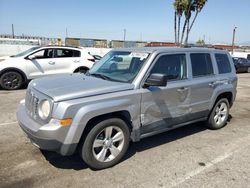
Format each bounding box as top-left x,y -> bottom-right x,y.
0,46 -> 95,90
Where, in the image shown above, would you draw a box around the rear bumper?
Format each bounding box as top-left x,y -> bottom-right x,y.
16,101 -> 77,155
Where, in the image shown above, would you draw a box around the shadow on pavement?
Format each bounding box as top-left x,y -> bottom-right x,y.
41,122 -> 208,171
41,150 -> 88,170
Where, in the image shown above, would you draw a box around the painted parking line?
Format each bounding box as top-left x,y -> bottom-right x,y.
170,134 -> 250,187
0,121 -> 18,126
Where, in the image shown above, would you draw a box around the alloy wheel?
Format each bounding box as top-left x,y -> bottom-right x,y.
214,102 -> 228,126
92,126 -> 125,163
1,72 -> 22,90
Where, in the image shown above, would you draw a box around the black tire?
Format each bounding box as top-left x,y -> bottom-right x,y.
0,71 -> 23,90
206,98 -> 230,130
247,67 -> 250,73
81,118 -> 130,170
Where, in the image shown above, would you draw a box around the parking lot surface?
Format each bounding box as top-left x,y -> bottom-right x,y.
1,74 -> 250,188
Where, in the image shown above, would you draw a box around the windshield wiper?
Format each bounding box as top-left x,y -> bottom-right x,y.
89,73 -> 112,81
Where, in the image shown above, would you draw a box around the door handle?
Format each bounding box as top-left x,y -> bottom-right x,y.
48,61 -> 55,65
208,82 -> 215,87
177,87 -> 188,92
74,60 -> 80,63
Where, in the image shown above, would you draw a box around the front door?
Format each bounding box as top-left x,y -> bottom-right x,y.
140,53 -> 191,135
26,48 -> 55,78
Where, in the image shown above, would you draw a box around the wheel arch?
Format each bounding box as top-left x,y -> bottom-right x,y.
73,66 -> 89,73
0,67 -> 28,82
76,111 -> 133,148
211,91 -> 233,110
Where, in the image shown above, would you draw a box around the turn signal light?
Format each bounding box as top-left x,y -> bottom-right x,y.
60,118 -> 72,127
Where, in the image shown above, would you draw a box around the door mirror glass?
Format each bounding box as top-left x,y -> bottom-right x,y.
144,73 -> 168,87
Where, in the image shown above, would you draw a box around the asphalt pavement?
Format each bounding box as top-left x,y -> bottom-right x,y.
0,74 -> 250,188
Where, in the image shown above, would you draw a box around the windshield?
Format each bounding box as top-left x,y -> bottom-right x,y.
10,46 -> 40,57
88,51 -> 150,83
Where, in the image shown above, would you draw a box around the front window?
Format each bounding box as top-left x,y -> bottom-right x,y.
88,51 -> 149,83
10,46 -> 40,57
31,49 -> 54,59
150,54 -> 187,81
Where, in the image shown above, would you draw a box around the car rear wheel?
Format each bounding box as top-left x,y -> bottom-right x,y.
0,71 -> 23,90
247,67 -> 250,73
206,98 -> 229,130
81,118 -> 130,169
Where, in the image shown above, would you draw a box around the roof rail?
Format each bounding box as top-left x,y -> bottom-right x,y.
42,45 -> 81,49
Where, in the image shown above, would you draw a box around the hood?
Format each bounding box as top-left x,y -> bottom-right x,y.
0,56 -> 10,61
31,74 -> 134,102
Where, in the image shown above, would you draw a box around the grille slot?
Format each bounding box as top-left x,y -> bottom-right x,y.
25,90 -> 39,119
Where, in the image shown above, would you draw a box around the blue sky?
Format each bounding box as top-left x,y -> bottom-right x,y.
0,0 -> 249,44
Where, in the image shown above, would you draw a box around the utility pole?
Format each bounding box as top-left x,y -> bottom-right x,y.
123,29 -> 126,47
11,24 -> 14,38
231,27 -> 237,55
66,28 -> 68,38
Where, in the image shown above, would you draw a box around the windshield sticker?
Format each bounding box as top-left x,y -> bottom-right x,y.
129,52 -> 149,60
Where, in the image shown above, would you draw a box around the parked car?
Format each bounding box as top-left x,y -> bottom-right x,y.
232,57 -> 250,73
17,47 -> 237,169
0,46 -> 95,90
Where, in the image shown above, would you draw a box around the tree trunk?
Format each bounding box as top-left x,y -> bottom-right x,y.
185,19 -> 190,45
180,18 -> 187,46
189,11 -> 199,34
177,15 -> 181,45
174,11 -> 177,45
185,11 -> 199,45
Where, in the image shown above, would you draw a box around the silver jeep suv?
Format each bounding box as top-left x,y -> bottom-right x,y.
17,47 -> 237,169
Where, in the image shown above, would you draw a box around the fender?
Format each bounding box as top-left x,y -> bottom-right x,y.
61,94 -> 141,146
209,84 -> 234,111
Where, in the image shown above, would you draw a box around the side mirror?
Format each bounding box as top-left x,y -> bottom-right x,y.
27,55 -> 36,60
144,73 -> 168,88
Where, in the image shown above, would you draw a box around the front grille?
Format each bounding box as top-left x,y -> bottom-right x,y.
25,89 -> 39,119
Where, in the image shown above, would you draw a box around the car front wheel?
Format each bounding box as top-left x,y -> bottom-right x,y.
0,71 -> 23,90
81,118 -> 130,169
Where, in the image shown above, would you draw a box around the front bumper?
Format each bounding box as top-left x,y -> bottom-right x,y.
16,101 -> 77,155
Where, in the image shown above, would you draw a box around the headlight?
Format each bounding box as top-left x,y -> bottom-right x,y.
38,100 -> 51,120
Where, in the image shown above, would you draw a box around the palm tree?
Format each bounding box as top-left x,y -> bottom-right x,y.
180,0 -> 195,45
184,0 -> 207,44
174,0 -> 188,45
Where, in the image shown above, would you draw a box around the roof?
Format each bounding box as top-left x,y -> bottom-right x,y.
40,45 -> 82,49
112,47 -> 227,54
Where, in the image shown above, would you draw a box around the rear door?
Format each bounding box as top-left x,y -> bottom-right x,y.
53,48 -> 81,74
189,53 -> 217,118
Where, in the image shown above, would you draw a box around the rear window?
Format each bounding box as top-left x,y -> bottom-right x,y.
55,49 -> 80,58
190,53 -> 214,77
215,54 -> 232,74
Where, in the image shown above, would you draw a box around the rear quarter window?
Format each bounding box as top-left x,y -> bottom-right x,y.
215,54 -> 232,74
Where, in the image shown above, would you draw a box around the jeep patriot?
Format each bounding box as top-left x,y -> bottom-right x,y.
17,47 -> 237,169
